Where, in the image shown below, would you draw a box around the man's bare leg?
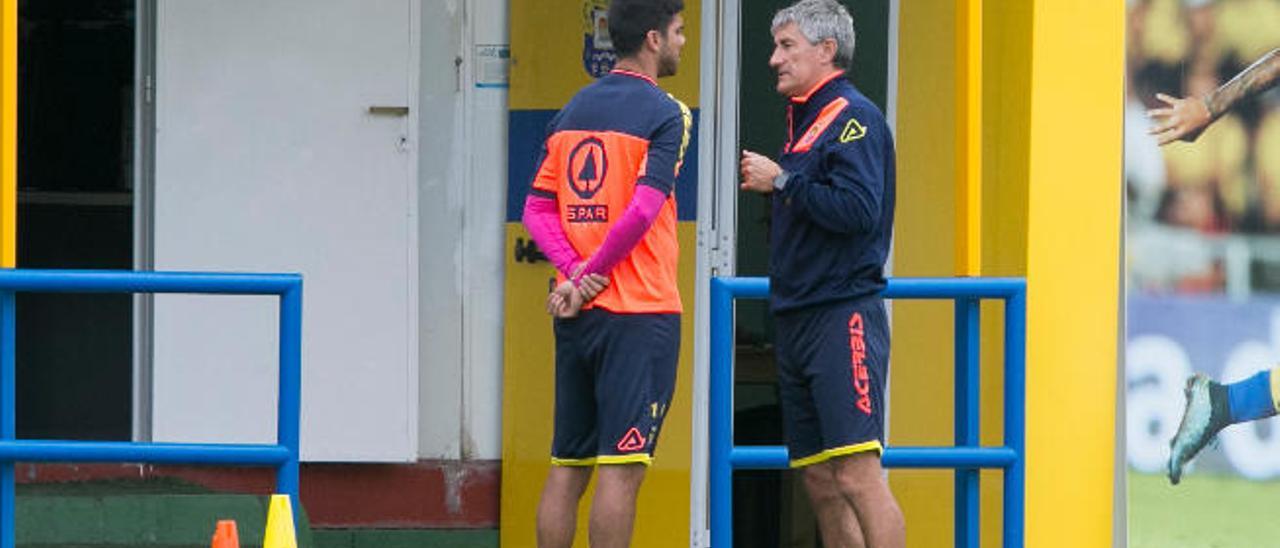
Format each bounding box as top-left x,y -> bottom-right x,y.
588,463 -> 647,548
831,453 -> 904,547
802,461 -> 867,548
537,465 -> 593,548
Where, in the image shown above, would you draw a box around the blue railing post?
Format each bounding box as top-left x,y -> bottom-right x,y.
955,297 -> 980,548
708,278 -> 733,548
277,282 -> 303,524
0,269 -> 304,547
708,277 -> 1025,548
0,290 -> 13,548
1004,289 -> 1027,547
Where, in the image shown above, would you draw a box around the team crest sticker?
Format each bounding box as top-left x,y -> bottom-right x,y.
582,0 -> 617,78
567,136 -> 608,199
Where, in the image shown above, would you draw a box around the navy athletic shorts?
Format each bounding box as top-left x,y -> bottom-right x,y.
551,308 -> 680,466
775,295 -> 889,467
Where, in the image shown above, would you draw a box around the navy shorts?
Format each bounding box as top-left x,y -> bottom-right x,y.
551,308 -> 680,466
775,296 -> 889,467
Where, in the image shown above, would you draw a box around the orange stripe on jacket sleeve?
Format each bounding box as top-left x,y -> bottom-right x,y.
790,97 -> 850,154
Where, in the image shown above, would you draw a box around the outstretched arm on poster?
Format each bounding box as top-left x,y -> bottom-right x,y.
1148,48 -> 1280,145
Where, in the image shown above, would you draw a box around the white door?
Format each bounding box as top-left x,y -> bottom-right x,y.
152,1 -> 417,461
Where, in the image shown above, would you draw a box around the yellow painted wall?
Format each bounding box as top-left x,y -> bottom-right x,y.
508,1 -> 700,111
1024,1 -> 1122,545
502,1 -> 701,546
893,0 -> 1117,546
892,1 -> 964,545
975,3 -> 1034,547
1,0 -> 14,267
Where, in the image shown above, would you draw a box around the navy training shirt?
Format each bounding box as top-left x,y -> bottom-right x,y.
769,72 -> 896,313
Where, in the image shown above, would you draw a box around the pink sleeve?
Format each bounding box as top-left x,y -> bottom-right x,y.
576,184 -> 668,282
522,194 -> 581,277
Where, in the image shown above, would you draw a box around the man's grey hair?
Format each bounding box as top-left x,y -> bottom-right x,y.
771,0 -> 855,70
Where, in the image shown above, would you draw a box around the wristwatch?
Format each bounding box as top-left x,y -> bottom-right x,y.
772,170 -> 791,192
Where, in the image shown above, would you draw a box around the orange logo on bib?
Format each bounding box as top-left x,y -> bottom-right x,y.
567,137 -> 609,199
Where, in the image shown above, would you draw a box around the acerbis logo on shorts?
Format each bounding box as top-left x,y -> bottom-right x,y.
617,427 -> 647,452
849,313 -> 873,415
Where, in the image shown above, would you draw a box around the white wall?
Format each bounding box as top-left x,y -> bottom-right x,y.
418,0 -> 508,460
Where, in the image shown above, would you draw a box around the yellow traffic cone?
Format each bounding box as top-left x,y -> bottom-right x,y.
262,494 -> 298,548
210,519 -> 239,548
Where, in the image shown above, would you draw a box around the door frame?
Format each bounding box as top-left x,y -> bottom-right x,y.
132,0 -> 156,442
690,1 -> 741,544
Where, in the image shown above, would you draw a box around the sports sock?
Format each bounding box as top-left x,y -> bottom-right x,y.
1225,367 -> 1280,424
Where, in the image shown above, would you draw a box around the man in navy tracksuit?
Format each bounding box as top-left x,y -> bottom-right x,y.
740,1 -> 903,546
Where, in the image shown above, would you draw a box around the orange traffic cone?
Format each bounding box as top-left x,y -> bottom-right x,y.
211,519 -> 240,548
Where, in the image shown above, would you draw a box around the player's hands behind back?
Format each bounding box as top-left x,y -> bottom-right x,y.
546,263 -> 610,318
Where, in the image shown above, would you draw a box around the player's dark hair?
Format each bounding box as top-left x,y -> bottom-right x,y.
608,0 -> 684,58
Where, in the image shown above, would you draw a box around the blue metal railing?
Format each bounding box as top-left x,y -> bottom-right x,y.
0,269 -> 303,548
709,276 -> 1025,548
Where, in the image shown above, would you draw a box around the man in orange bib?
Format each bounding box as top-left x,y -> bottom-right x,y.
520,0 -> 691,546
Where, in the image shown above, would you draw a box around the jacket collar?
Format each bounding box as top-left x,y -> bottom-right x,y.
789,70 -> 846,105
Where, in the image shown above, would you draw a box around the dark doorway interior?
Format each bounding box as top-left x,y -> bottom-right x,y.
17,0 -> 135,440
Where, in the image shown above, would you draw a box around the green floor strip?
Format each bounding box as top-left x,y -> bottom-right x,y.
13,479 -> 314,548
8,479 -> 498,548
313,529 -> 498,548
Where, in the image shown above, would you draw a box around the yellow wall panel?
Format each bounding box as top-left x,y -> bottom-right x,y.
1,0 -> 14,267
974,3 -> 1034,546
891,0 -> 962,545
1024,1 -> 1122,545
509,0 -> 700,110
